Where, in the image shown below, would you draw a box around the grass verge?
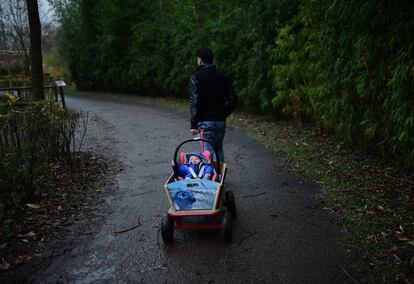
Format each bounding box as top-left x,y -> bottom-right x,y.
228,113 -> 414,283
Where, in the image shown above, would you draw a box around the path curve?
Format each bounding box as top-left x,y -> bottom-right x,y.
4,94 -> 354,283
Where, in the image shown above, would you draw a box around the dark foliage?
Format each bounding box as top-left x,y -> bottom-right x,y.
55,0 -> 413,166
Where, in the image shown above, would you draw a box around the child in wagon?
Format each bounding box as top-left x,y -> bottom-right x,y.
172,152 -> 215,180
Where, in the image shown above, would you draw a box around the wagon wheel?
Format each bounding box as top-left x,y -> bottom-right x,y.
221,211 -> 233,242
225,191 -> 237,221
161,215 -> 174,243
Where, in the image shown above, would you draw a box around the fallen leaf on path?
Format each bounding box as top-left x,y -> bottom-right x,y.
390,245 -> 398,252
96,187 -> 106,193
26,203 -> 40,209
0,261 -> 10,270
24,231 -> 36,238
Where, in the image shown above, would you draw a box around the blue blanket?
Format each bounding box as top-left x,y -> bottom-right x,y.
167,180 -> 219,211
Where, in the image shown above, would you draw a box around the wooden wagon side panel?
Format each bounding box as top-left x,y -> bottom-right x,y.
164,174 -> 176,212
213,162 -> 227,210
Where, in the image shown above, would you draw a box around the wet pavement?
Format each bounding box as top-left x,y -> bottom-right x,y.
2,94 -> 354,283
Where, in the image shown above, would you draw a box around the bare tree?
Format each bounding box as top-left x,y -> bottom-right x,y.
0,0 -> 54,75
0,0 -> 31,74
42,22 -> 57,54
26,0 -> 44,100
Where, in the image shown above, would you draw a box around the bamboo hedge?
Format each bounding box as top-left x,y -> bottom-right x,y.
55,0 -> 414,167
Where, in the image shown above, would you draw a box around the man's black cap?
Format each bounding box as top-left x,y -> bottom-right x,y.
196,47 -> 214,64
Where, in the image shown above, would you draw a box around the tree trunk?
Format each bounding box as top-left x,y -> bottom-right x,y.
26,0 -> 44,100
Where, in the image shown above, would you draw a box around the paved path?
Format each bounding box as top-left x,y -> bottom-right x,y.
3,94 -> 354,283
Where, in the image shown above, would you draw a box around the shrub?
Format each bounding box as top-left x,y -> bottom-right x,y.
0,102 -> 88,217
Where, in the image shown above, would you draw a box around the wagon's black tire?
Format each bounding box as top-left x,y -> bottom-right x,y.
221,211 -> 233,242
225,191 -> 237,221
161,215 -> 174,243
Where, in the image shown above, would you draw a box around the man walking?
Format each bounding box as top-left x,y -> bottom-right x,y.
189,47 -> 237,162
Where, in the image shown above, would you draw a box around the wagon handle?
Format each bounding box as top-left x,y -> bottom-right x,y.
173,138 -> 221,176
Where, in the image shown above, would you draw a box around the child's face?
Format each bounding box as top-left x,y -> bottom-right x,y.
189,155 -> 201,164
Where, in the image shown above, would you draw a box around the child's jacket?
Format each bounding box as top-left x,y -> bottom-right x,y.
172,152 -> 215,180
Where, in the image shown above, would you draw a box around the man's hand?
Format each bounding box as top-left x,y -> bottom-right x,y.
190,129 -> 200,135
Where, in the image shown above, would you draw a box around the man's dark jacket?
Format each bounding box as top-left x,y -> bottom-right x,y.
190,64 -> 237,129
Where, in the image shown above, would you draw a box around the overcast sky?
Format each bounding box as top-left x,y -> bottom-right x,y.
39,0 -> 57,25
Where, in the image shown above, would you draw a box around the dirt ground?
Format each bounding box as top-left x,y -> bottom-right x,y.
0,153 -> 115,272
